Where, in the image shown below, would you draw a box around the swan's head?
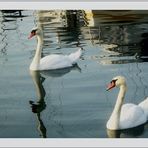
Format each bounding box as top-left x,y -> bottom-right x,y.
107,76 -> 126,91
28,27 -> 42,39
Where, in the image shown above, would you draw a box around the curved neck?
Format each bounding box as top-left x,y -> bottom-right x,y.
114,85 -> 126,113
30,33 -> 43,70
109,84 -> 127,129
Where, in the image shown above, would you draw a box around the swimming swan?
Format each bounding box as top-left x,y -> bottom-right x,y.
106,76 -> 148,130
28,27 -> 82,71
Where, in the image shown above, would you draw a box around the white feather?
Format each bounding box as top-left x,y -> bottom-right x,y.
120,104 -> 147,129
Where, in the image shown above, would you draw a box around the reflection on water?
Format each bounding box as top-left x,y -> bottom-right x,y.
34,10 -> 148,65
29,70 -> 47,138
0,10 -> 148,138
29,64 -> 80,138
0,10 -> 27,64
35,10 -> 83,50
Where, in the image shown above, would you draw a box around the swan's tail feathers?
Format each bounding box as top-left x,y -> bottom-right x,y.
68,48 -> 82,64
139,97 -> 148,118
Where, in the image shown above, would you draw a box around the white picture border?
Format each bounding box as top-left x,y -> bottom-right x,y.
0,2 -> 148,10
0,1 -> 148,147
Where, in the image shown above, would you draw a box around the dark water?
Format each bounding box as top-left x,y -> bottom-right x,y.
0,10 -> 148,138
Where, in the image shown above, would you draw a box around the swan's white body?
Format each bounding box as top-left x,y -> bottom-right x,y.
29,28 -> 82,71
106,76 -> 148,130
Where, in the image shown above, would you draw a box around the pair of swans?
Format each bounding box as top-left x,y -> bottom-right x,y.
29,27 -> 148,131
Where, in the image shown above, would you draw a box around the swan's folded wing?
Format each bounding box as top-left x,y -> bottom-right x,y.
120,104 -> 147,129
40,54 -> 72,70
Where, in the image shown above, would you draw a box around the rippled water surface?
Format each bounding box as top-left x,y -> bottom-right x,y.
0,10 -> 148,138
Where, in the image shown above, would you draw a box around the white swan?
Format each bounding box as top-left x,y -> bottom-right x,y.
28,27 -> 82,71
106,76 -> 148,130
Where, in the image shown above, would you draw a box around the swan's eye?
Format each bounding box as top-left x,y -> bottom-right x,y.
31,29 -> 37,34
110,79 -> 118,86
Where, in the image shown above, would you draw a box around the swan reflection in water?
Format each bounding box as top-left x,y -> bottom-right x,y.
29,64 -> 81,138
107,123 -> 148,138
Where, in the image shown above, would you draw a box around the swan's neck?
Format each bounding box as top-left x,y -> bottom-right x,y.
30,34 -> 43,70
113,85 -> 126,113
108,84 -> 127,129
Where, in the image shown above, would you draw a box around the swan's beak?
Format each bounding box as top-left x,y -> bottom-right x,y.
106,81 -> 116,91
